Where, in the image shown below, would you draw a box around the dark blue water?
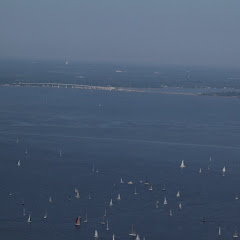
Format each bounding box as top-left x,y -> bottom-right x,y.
1,86 -> 240,240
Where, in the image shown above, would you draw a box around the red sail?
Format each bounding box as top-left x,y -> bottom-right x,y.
75,217 -> 81,226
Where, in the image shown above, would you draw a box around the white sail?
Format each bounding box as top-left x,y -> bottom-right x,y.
106,220 -> 109,230
149,185 -> 153,191
163,197 -> 167,205
136,234 -> 140,240
222,166 -> 226,173
92,163 -> 95,172
176,191 -> 180,198
199,168 -> 202,174
233,230 -> 238,238
179,202 -> 182,210
129,224 -> 136,237
44,210 -> 47,219
180,160 -> 186,168
104,209 -> 107,217
23,208 -> 26,216
25,149 -> 28,155
134,187 -> 138,195
117,193 -> 121,200
49,196 -> 52,203
17,160 -> 21,167
156,200 -> 159,208
112,234 -> 115,240
109,198 -> 113,206
75,189 -> 80,199
120,177 -> 124,184
94,230 -> 98,238
169,209 -> 173,216
218,226 -> 221,236
27,214 -> 31,223
84,213 -> 88,223
59,149 -> 62,157
128,181 -> 133,185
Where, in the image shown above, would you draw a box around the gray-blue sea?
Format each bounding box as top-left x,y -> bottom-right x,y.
1,86 -> 240,240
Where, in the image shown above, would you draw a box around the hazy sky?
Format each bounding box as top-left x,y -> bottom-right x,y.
0,0 -> 240,67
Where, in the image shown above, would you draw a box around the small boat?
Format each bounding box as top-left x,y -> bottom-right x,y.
218,226 -> 221,236
17,160 -> 21,167
180,160 -> 186,168
9,192 -> 12,196
210,156 -> 212,162
136,234 -> 140,240
44,210 -> 48,219
162,184 -> 166,191
117,193 -> 121,200
134,187 -> 138,195
163,197 -> 167,205
75,189 -> 80,199
112,234 -> 115,240
104,209 -> 107,217
199,168 -> 202,174
84,213 -> 88,223
120,178 -> 124,184
144,177 -> 149,185
129,224 -> 136,237
176,191 -> 180,198
23,208 -> 26,216
156,200 -> 159,208
59,149 -> 62,157
96,168 -> 99,173
128,181 -> 133,185
179,202 -> 182,210
27,214 -> 31,223
169,209 -> 173,216
94,230 -> 99,238
233,230 -> 238,238
25,149 -> 28,155
75,216 -> 81,226
148,185 -> 153,191
106,220 -> 110,230
49,196 -> 52,203
88,193 -> 92,200
222,166 -> 226,175
101,216 -> 106,225
109,198 -> 113,206
236,194 -> 239,200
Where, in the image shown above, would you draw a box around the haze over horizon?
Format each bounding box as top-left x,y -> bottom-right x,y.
0,0 -> 240,68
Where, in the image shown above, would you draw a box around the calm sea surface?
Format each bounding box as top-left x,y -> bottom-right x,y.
1,86 -> 240,240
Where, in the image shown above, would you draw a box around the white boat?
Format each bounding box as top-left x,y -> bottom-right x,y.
84,213 -> 88,223
176,191 -> 180,198
120,177 -> 124,184
112,234 -> 115,240
236,194 -> 239,200
149,185 -> 153,191
23,208 -> 26,216
128,181 -> 133,185
129,224 -> 136,237
104,209 -> 107,217
17,160 -> 21,167
218,226 -> 221,236
75,189 -> 80,199
136,234 -> 140,240
199,168 -> 202,174
144,177 -> 149,185
44,210 -> 47,219
59,149 -> 62,157
117,193 -> 121,200
25,149 -> 28,155
233,230 -> 238,238
169,209 -> 173,216
101,216 -> 105,225
88,193 -> 92,200
179,202 -> 182,210
180,160 -> 186,168
75,216 -> 81,226
134,187 -> 138,195
162,184 -> 166,191
27,214 -> 31,223
210,156 -> 212,162
49,196 -> 52,203
16,138 -> 19,144
163,197 -> 167,205
222,166 -> 226,175
156,200 -> 159,208
96,168 -> 99,173
106,220 -> 109,230
94,230 -> 98,238
109,198 -> 113,206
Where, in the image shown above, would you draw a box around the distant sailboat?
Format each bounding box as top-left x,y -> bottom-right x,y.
25,149 -> 28,155
180,160 -> 186,168
94,230 -> 99,238
88,193 -> 92,200
134,187 -> 138,195
169,209 -> 173,216
129,224 -> 136,237
120,177 -> 124,184
104,209 -> 107,217
117,193 -> 121,200
106,220 -> 110,230
156,200 -> 159,208
75,189 -> 80,199
16,138 -> 19,144
44,210 -> 48,219
27,214 -> 31,223
236,194 -> 239,200
136,234 -> 140,240
109,198 -> 113,206
144,177 -> 149,185
199,168 -> 202,174
84,213 -> 88,223
176,191 -> 180,198
222,166 -> 226,175
210,156 -> 212,162
75,216 -> 81,226
101,216 -> 106,225
162,184 -> 166,191
218,226 -> 221,236
112,234 -> 115,240
92,164 -> 95,172
179,202 -> 182,210
96,168 -> 99,173
49,196 -> 52,203
17,160 -> 21,167
148,185 -> 153,191
59,149 -> 62,157
23,208 -> 26,216
163,197 -> 167,205
233,230 -> 238,238
128,181 -> 133,185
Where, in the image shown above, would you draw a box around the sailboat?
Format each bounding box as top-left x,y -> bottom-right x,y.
180,160 -> 186,168
25,149 -> 28,155
104,209 -> 107,217
128,181 -> 133,185
96,168 -> 99,173
156,200 -> 159,208
163,197 -> 167,205
27,214 -> 31,223
16,138 -> 19,144
176,191 -> 180,198
117,193 -> 121,200
134,187 -> 138,195
210,156 -> 212,162
109,198 -> 113,206
44,210 -> 48,219
169,209 -> 173,216
49,196 -> 52,203
94,230 -> 98,238
106,220 -> 110,230
222,166 -> 226,175
199,168 -> 202,174
23,208 -> 26,216
148,185 -> 153,191
101,216 -> 106,225
59,149 -> 62,157
129,224 -> 136,237
236,194 -> 239,200
75,216 -> 81,226
144,177 -> 149,185
162,184 -> 166,191
136,234 -> 140,240
120,177 -> 124,184
218,226 -> 221,236
233,230 -> 238,238
17,160 -> 21,167
75,189 -> 80,199
84,213 -> 88,223
112,234 -> 115,240
88,193 -> 92,200
179,202 -> 182,210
